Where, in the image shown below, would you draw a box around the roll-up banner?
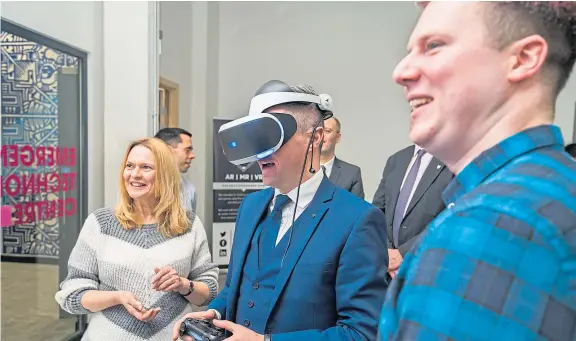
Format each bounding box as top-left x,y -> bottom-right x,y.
212,118 -> 266,266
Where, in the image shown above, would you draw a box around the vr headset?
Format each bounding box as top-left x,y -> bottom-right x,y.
218,80 -> 333,167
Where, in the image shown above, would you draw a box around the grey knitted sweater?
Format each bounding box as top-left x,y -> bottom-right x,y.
55,207 -> 219,340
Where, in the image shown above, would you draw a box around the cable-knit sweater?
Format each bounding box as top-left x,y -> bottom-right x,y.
55,207 -> 219,341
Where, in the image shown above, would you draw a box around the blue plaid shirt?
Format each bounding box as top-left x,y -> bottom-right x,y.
378,125 -> 576,341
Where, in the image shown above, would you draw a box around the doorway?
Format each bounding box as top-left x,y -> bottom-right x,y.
159,77 -> 179,129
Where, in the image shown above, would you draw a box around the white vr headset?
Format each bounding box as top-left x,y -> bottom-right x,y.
218,80 -> 333,166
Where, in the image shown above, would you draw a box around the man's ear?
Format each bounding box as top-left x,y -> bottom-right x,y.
312,127 -> 324,148
507,34 -> 548,83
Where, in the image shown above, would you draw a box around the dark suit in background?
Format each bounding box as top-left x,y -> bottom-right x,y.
372,145 -> 453,255
326,157 -> 365,199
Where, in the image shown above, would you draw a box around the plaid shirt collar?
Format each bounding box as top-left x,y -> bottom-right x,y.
442,124 -> 565,205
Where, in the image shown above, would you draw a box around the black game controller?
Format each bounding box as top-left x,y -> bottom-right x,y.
179,318 -> 228,341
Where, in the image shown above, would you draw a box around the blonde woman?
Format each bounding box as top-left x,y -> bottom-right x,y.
55,138 -> 219,341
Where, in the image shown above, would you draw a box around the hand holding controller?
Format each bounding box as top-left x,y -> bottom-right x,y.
179,318 -> 228,341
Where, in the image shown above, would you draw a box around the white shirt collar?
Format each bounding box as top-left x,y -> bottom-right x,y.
321,156 -> 335,168
272,169 -> 324,209
414,145 -> 424,156
321,156 -> 336,177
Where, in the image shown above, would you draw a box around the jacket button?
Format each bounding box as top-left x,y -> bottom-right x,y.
248,301 -> 254,308
244,320 -> 251,327
253,282 -> 259,289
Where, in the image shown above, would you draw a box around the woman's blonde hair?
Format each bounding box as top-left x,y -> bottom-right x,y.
114,137 -> 189,237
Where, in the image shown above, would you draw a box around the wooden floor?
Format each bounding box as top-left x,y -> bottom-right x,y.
1,262 -> 227,341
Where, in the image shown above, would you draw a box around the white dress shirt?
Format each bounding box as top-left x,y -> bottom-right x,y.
270,169 -> 324,245
320,156 -> 336,178
180,175 -> 197,214
400,145 -> 433,217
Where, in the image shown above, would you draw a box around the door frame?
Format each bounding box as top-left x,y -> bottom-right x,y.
159,77 -> 179,128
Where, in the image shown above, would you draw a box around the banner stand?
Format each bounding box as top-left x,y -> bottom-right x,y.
212,118 -> 265,267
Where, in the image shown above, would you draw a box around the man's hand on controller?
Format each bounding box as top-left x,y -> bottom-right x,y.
172,310 -> 217,340
171,310 -> 265,341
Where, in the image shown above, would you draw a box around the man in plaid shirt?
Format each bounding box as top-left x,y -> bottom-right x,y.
379,1 -> 576,340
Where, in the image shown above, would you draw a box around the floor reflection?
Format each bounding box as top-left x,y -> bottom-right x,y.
1,263 -> 75,341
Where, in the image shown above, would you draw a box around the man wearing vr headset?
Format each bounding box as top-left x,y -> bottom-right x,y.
173,81 -> 388,341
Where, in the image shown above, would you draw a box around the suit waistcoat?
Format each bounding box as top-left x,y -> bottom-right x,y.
235,207 -> 291,333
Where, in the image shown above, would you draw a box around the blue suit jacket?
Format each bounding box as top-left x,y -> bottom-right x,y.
209,177 -> 389,341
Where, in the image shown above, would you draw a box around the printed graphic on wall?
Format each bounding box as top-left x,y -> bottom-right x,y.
212,118 -> 266,266
1,31 -> 79,260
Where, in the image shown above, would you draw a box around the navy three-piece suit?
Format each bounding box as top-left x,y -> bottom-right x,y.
208,176 -> 389,341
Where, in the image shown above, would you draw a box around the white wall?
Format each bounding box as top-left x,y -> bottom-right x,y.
102,1 -> 157,206
557,75 -> 576,143
1,1 -> 105,213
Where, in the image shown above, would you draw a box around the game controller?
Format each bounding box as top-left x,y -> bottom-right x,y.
179,318 -> 228,341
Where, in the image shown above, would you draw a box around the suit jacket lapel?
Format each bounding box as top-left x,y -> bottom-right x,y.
404,157 -> 445,217
227,188 -> 273,317
328,157 -> 342,185
265,177 -> 334,322
386,147 -> 414,229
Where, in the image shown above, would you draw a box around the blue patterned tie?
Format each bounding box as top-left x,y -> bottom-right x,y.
259,194 -> 291,261
273,194 -> 291,214
392,149 -> 425,247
